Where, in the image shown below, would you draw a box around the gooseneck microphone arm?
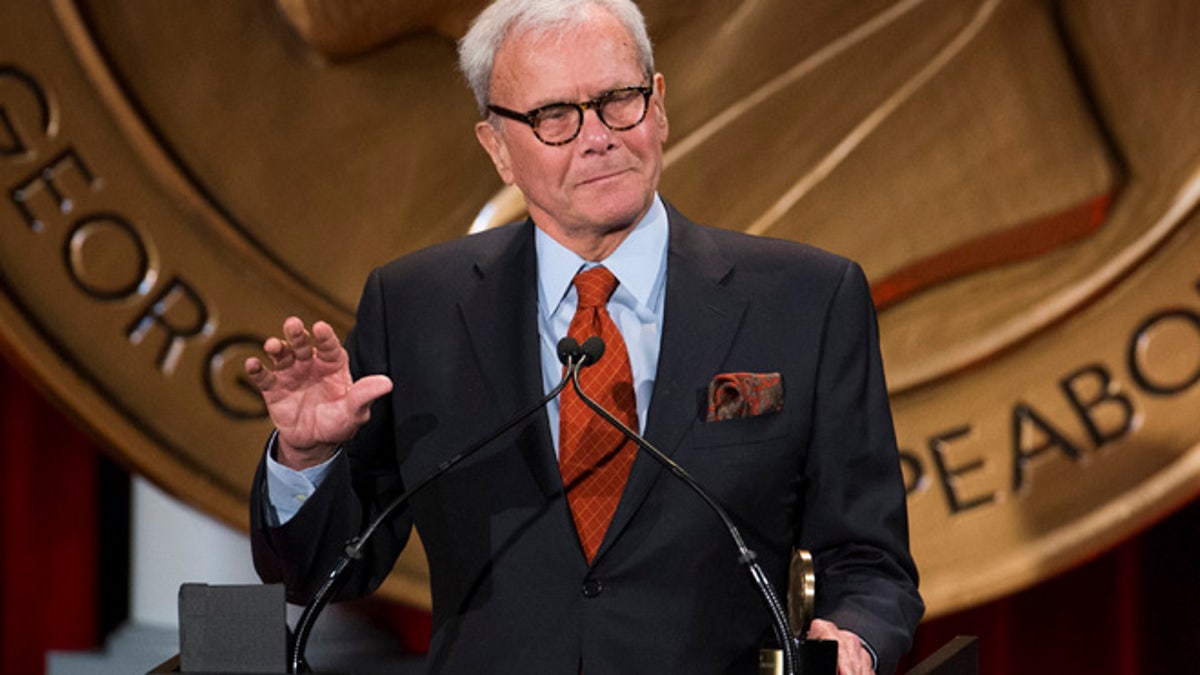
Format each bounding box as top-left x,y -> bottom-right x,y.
568,336 -> 801,675
289,338 -> 588,673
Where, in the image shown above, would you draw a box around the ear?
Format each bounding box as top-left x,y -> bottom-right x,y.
651,72 -> 668,142
475,120 -> 515,185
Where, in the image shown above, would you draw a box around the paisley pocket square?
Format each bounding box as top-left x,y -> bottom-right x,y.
706,372 -> 784,421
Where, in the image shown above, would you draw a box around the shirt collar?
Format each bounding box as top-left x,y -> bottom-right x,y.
535,194 -> 668,318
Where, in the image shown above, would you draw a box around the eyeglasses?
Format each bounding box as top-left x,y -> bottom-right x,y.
486,85 -> 652,146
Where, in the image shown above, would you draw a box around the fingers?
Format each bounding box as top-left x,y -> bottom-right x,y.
245,317 -> 322,389
808,619 -> 839,635
282,316 -> 315,362
247,316 -> 358,403
243,356 -> 275,391
276,318 -> 345,366
835,639 -> 872,675
257,317 -> 340,370
310,320 -> 346,364
808,619 -> 873,675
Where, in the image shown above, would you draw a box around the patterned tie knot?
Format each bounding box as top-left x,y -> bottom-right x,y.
573,266 -> 619,310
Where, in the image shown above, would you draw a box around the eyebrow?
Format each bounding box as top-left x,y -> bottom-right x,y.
525,82 -> 644,110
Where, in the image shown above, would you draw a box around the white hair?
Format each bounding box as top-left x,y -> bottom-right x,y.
458,0 -> 655,114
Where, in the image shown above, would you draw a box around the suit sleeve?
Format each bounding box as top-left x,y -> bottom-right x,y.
250,267 -> 412,605
798,260 -> 924,674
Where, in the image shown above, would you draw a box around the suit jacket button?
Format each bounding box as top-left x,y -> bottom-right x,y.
581,580 -> 603,598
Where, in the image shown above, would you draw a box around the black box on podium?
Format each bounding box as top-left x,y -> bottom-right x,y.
147,583 -> 287,674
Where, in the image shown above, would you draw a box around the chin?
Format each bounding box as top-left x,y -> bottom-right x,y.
581,193 -> 653,229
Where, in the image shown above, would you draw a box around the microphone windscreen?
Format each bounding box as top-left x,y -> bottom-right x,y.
580,336 -> 606,366
556,336 -> 581,365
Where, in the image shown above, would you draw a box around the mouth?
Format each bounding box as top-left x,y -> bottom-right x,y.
577,169 -> 631,186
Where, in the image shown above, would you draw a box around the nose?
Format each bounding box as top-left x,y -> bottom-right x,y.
577,107 -> 617,153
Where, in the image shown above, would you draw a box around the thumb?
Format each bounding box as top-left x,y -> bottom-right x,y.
347,374 -> 394,414
806,619 -> 838,640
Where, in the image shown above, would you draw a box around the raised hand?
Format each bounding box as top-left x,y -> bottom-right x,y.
245,316 -> 393,469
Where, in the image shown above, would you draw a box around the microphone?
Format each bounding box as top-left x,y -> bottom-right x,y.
557,335 -> 583,365
289,337 -> 589,673
566,337 -> 802,675
579,335 -> 605,366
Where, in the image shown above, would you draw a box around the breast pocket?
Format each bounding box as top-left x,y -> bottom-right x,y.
689,410 -> 791,450
679,412 -> 799,511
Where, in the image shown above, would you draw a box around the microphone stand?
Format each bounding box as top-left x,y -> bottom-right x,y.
568,337 -> 801,675
288,344 -> 585,673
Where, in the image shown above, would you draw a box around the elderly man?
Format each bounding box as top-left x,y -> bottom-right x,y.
246,0 -> 923,672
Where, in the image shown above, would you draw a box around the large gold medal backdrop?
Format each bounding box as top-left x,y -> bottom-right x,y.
3,0 -> 1199,616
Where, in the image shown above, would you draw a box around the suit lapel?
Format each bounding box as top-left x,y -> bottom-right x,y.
455,211 -> 750,562
457,221 -> 561,498
595,206 -> 748,562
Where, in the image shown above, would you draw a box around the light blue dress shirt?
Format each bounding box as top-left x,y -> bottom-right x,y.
535,195 -> 669,453
265,196 -> 670,525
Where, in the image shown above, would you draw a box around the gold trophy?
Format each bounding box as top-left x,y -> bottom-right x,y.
760,550 -> 836,674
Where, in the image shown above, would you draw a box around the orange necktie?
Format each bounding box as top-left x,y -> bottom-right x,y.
558,266 -> 638,563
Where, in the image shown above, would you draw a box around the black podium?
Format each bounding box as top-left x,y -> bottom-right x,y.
149,581 -> 968,674
148,583 -> 288,674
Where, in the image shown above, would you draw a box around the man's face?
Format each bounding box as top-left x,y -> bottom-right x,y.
475,7 -> 668,251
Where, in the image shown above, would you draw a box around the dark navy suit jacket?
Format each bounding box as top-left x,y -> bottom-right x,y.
251,204 -> 923,673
